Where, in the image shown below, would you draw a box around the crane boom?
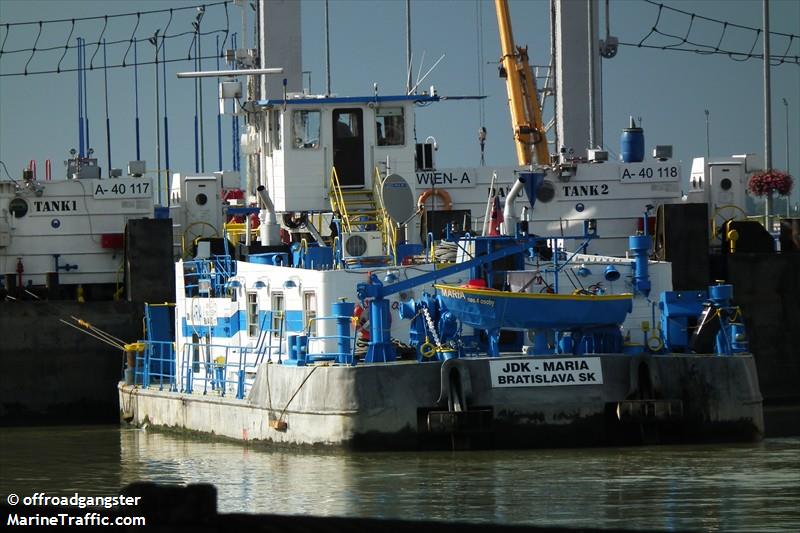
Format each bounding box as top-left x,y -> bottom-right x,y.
495,0 -> 549,166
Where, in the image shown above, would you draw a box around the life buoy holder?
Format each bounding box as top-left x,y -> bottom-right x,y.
417,188 -> 452,211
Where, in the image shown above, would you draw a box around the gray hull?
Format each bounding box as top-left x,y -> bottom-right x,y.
119,353 -> 763,449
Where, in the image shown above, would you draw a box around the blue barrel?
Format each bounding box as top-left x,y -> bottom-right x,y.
620,117 -> 644,163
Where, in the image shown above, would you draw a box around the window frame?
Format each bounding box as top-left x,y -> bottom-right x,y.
376,107 -> 405,147
270,291 -> 284,337
246,291 -> 259,337
292,109 -> 321,149
303,291 -> 318,336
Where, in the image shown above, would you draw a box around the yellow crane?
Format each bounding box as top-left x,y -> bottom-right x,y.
495,0 -> 549,166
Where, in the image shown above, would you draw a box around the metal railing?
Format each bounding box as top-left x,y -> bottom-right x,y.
373,167 -> 397,263
223,221 -> 259,243
329,167 -> 352,233
182,255 -> 236,297
133,311 -> 285,400
178,343 -> 262,399
301,315 -> 359,365
134,340 -> 177,391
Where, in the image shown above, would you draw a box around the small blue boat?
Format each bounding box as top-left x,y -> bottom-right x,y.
433,284 -> 633,330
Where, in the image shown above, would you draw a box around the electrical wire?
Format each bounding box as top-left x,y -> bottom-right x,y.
623,0 -> 799,66
0,160 -> 21,184
1,1 -> 229,27
0,1 -> 231,77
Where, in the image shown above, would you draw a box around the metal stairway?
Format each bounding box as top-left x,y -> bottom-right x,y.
329,167 -> 396,265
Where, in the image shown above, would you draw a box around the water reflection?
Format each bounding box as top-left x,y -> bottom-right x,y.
2,426 -> 798,532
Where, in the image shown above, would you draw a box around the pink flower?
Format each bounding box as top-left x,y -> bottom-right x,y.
748,169 -> 794,196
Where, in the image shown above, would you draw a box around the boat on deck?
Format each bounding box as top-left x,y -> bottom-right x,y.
434,283 -> 633,331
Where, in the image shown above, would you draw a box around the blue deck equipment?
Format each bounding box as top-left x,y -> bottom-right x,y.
433,285 -> 632,331
620,116 -> 644,163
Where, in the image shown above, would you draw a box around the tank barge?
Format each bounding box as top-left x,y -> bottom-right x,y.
119,217 -> 763,449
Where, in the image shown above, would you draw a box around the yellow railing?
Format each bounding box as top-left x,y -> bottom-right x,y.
329,167 -> 351,233
223,222 -> 259,244
372,167 -> 397,263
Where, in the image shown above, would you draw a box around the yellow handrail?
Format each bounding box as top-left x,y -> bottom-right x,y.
223,222 -> 259,243
329,167 -> 351,233
373,167 -> 397,262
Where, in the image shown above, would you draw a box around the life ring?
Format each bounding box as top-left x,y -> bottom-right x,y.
417,188 -> 452,211
353,303 -> 370,341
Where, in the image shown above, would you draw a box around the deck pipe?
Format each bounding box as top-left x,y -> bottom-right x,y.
134,41 -> 141,160
256,185 -> 281,246
83,39 -> 90,157
77,37 -> 85,158
629,209 -> 652,297
503,172 -> 545,236
162,37 -> 171,203
216,35 -> 223,172
629,235 -> 651,297
503,176 -> 526,236
367,296 -> 396,363
103,39 -> 112,177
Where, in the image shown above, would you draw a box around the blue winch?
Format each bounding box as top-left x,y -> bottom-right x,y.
660,283 -> 748,355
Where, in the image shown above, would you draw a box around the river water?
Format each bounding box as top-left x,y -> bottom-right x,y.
1,426 -> 798,531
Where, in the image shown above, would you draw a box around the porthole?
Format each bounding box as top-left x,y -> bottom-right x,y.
9,198 -> 28,218
720,178 -> 732,191
195,193 -> 208,206
536,180 -> 556,203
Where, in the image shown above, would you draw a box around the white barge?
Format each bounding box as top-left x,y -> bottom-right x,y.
118,0 -> 763,447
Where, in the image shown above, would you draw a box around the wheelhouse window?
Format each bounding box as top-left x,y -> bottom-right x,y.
292,110 -> 321,149
303,291 -> 317,336
271,292 -> 284,336
376,107 -> 405,146
246,292 -> 259,337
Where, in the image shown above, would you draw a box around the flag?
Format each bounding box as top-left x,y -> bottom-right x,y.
489,195 -> 504,236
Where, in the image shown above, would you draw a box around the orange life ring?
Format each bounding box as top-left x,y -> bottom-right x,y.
417,188 -> 452,211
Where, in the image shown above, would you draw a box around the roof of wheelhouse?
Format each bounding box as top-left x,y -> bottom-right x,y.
255,94 -> 440,108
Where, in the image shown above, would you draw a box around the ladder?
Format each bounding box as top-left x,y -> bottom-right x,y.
329,167 -> 397,262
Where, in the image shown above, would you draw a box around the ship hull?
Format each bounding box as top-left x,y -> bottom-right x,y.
119,353 -> 763,449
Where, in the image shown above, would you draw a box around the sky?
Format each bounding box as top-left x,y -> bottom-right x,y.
1,0 -> 798,208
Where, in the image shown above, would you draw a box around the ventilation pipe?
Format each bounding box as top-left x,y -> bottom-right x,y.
503,177 -> 526,235
256,185 -> 280,245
